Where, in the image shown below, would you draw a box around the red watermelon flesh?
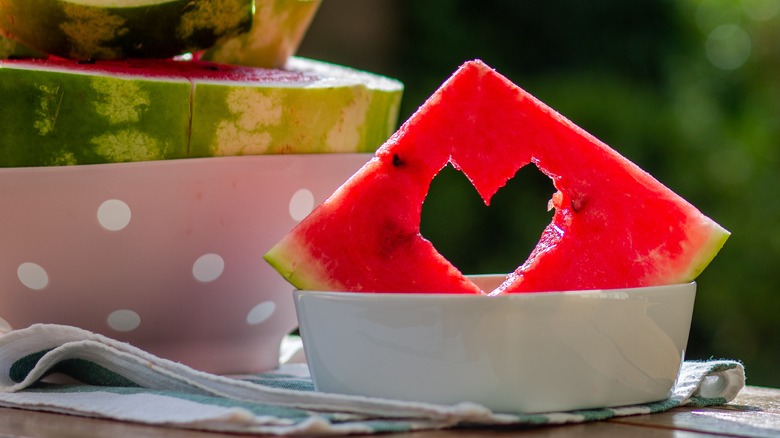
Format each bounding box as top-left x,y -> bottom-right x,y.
3,56 -> 321,83
265,150 -> 482,294
264,60 -> 729,294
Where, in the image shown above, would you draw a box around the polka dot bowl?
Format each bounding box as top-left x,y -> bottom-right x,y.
0,154 -> 370,374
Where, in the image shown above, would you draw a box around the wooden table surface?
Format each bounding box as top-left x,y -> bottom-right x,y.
0,385 -> 777,437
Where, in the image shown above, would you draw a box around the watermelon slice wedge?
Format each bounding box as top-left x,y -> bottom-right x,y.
264,60 -> 730,294
0,0 -> 254,60
200,0 -> 322,68
0,57 -> 402,166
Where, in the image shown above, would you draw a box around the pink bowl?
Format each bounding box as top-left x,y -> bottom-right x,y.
0,154 -> 369,374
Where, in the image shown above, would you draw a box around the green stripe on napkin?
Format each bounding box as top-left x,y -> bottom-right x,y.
12,352 -> 139,387
0,324 -> 746,435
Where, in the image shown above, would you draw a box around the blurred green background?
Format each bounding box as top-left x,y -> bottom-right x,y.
297,0 -> 780,387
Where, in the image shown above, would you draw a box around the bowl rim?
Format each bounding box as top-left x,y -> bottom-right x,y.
294,275 -> 697,299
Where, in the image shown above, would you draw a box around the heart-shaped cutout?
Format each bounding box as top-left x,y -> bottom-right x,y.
265,60 -> 729,294
421,163 -> 555,275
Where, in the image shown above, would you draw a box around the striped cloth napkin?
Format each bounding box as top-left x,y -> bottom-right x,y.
0,324 -> 745,435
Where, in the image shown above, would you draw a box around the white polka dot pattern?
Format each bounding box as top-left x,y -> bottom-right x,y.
97,199 -> 132,231
0,154 -> 371,373
107,309 -> 141,332
288,188 -> 315,222
13,189 -> 314,331
17,262 -> 49,290
246,301 -> 276,325
192,253 -> 225,283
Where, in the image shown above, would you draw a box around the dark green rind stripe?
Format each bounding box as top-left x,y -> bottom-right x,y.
0,57 -> 403,167
0,66 -> 191,166
0,34 -> 47,59
0,0 -> 253,60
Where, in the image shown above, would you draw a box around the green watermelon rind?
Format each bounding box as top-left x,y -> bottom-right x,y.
0,33 -> 47,59
0,0 -> 253,60
200,0 -> 322,68
0,57 -> 403,167
268,219 -> 732,293
264,233 -> 342,292
0,63 -> 192,166
189,58 -> 403,157
673,220 -> 730,284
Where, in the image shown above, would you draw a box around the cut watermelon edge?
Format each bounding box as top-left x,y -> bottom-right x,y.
679,221 -> 731,283
264,234 -> 343,292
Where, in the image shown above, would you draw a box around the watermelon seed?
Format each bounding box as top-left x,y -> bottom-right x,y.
571,197 -> 586,212
392,153 -> 404,167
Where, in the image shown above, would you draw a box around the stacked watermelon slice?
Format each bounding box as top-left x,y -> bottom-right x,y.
0,0 -> 404,167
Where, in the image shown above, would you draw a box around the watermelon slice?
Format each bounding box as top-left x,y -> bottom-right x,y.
0,0 -> 253,60
0,57 -> 403,166
264,60 -> 730,294
200,0 -> 322,68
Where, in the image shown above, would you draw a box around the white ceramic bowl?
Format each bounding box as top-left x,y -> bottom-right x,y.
0,153 -> 370,374
294,276 -> 696,413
